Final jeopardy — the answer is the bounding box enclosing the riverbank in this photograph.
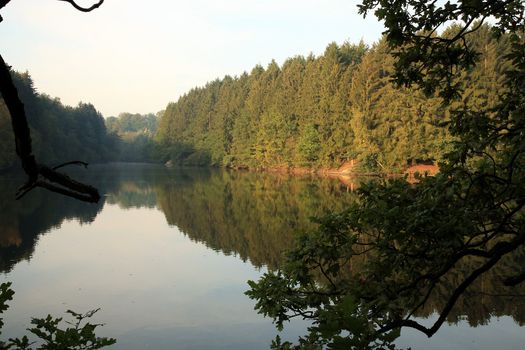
[227,160,439,179]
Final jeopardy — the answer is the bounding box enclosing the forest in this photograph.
[0,24,506,175]
[0,74,160,170]
[0,72,116,170]
[156,24,505,173]
[106,112,160,162]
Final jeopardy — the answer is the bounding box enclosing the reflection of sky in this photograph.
[2,202,524,349]
[2,204,308,349]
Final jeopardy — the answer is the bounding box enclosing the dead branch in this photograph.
[1,1,104,22]
[52,160,89,170]
[0,0,11,22]
[57,0,104,12]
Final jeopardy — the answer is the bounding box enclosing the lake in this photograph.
[1,164,524,349]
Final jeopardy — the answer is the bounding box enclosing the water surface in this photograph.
[0,164,524,349]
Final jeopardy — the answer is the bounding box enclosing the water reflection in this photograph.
[0,175,103,273]
[155,169,356,268]
[0,164,357,272]
[415,250,525,327]
[0,164,524,349]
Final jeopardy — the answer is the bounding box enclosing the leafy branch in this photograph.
[1,282,115,350]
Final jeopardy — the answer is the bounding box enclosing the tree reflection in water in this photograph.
[1,164,524,329]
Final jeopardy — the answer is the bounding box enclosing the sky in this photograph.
[0,0,384,117]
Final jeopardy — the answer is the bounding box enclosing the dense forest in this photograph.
[156,24,506,173]
[0,74,161,169]
[0,71,116,170]
[0,72,116,169]
[0,24,506,175]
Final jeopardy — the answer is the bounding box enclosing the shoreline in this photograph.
[227,163,438,178]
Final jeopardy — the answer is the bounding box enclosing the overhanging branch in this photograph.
[57,0,104,12]
[0,0,10,20]
[378,230,525,337]
[1,1,104,21]
[0,54,100,203]
[0,0,10,9]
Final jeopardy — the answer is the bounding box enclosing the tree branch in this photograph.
[57,0,104,12]
[0,0,10,10]
[378,231,525,337]
[52,160,89,170]
[0,54,100,203]
[0,0,10,21]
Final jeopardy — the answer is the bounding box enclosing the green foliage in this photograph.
[0,72,167,167]
[105,112,160,163]
[0,283,115,350]
[248,175,525,349]
[106,112,158,134]
[0,282,15,336]
[247,1,525,349]
[297,124,321,163]
[155,32,507,173]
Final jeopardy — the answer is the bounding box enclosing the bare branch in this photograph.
[52,160,89,170]
[15,181,37,200]
[57,0,104,12]
[40,165,100,201]
[0,54,101,203]
[0,0,10,10]
[37,180,100,203]
[0,0,10,21]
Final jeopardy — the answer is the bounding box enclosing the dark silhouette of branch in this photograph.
[1,0,104,22]
[57,0,104,12]
[0,0,10,21]
[377,231,525,337]
[0,54,100,203]
[52,160,89,170]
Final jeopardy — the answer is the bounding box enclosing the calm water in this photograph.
[0,164,524,349]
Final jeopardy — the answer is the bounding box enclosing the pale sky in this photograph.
[0,0,384,117]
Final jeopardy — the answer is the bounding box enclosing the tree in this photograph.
[247,1,525,349]
[0,0,104,203]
